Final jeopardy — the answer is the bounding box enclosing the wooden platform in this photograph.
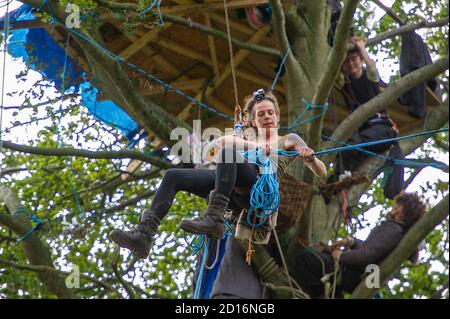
[42,0,442,135]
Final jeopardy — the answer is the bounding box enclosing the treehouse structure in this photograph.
[3,0,443,234]
[6,0,441,136]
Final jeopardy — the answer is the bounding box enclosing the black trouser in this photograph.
[145,147,258,221]
[333,121,397,178]
[294,249,365,298]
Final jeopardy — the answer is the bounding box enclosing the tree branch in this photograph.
[2,93,79,110]
[403,168,424,190]
[73,169,162,198]
[97,189,156,215]
[18,0,191,145]
[111,248,135,299]
[269,0,301,72]
[1,140,173,169]
[151,13,279,58]
[95,0,279,57]
[431,280,449,299]
[433,136,449,152]
[0,167,28,177]
[351,193,449,299]
[400,98,449,156]
[367,17,450,46]
[0,186,73,298]
[295,0,360,241]
[0,258,121,298]
[269,0,308,124]
[371,0,405,25]
[237,240,294,299]
[308,0,360,152]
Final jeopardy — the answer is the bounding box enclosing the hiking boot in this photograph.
[110,213,160,259]
[179,191,229,239]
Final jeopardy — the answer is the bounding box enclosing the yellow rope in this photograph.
[245,214,256,266]
[223,0,239,107]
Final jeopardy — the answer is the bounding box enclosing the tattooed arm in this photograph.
[284,134,327,177]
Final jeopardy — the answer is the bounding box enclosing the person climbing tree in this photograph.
[294,192,426,298]
[331,36,399,182]
[110,89,327,259]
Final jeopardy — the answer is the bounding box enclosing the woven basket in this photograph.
[277,173,312,234]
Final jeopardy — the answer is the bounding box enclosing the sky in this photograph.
[0,0,448,297]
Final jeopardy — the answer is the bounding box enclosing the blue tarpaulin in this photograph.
[1,5,139,140]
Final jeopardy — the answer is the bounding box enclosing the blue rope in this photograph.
[184,233,206,255]
[17,215,45,242]
[187,221,233,299]
[321,134,448,169]
[184,221,234,255]
[193,237,209,299]
[138,0,164,25]
[224,220,235,237]
[241,149,298,227]
[12,207,45,242]
[40,3,233,122]
[269,48,290,92]
[285,98,329,130]
[240,129,448,227]
[314,128,449,157]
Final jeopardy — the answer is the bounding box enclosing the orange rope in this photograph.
[245,214,257,266]
[234,104,242,122]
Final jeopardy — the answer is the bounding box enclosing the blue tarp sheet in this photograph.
[1,5,139,140]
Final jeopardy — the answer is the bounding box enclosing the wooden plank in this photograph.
[177,24,271,120]
[134,28,277,91]
[140,79,204,96]
[235,70,283,93]
[120,27,180,76]
[44,27,91,74]
[161,0,269,15]
[121,158,143,180]
[118,23,173,60]
[204,13,220,75]
[208,12,254,36]
[157,37,213,65]
[426,86,442,107]
[208,95,233,117]
[118,25,232,117]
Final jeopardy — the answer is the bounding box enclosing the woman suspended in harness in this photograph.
[331,36,399,183]
[110,89,327,259]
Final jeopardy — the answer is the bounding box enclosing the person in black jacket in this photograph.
[331,37,399,183]
[294,192,426,298]
[398,31,437,119]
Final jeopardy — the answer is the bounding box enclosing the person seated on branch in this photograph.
[295,192,426,298]
[331,36,399,182]
[110,89,327,259]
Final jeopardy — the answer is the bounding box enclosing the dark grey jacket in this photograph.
[210,237,264,299]
[340,219,406,266]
